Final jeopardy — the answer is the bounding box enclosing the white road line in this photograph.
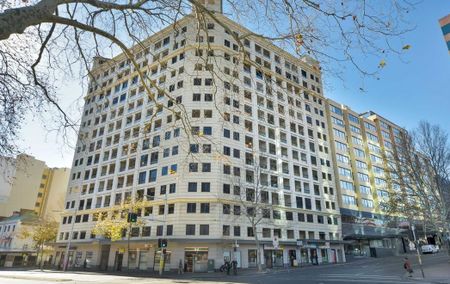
[313,278,428,284]
[320,274,401,278]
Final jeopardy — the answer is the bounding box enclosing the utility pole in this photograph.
[159,191,168,276]
[411,224,425,278]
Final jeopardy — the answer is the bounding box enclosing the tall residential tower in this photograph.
[54,1,345,271]
[326,100,406,257]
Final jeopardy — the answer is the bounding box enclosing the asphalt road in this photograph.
[0,253,448,284]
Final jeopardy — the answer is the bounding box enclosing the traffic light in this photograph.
[127,212,138,223]
[158,238,168,248]
[162,248,167,254]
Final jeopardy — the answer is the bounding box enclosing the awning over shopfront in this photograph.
[342,223,408,240]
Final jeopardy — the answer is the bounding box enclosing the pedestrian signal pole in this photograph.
[412,225,425,278]
[127,212,137,272]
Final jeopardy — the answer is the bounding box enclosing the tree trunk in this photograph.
[36,248,40,269]
[253,224,263,272]
[40,243,45,270]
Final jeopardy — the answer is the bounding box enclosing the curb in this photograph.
[0,274,72,282]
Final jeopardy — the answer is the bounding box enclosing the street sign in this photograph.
[296,240,303,247]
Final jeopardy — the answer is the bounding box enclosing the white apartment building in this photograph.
[0,210,40,267]
[54,0,345,272]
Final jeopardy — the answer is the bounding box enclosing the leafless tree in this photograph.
[0,0,415,156]
[228,149,283,272]
[382,121,450,251]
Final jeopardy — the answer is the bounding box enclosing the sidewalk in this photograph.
[0,263,341,282]
[409,261,450,284]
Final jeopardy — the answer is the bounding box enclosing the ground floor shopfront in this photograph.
[0,250,38,267]
[52,239,346,272]
[341,222,408,258]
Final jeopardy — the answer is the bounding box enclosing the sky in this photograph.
[326,1,450,135]
[15,1,450,168]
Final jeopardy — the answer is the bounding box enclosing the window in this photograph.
[203,127,212,135]
[193,93,201,101]
[233,226,241,236]
[200,225,209,235]
[362,198,374,208]
[203,144,211,153]
[186,224,195,235]
[262,228,271,238]
[360,185,371,194]
[200,203,210,213]
[338,167,352,178]
[350,125,361,134]
[348,113,359,124]
[365,122,377,132]
[342,195,357,206]
[193,78,202,86]
[188,182,197,192]
[166,225,173,236]
[336,153,349,164]
[138,172,147,184]
[286,211,293,221]
[201,182,210,192]
[223,225,230,236]
[378,190,389,198]
[148,169,157,182]
[332,117,344,126]
[330,105,343,116]
[340,180,354,191]
[354,148,365,158]
[247,227,254,237]
[333,129,346,139]
[202,163,211,173]
[352,136,363,145]
[189,163,198,172]
[358,173,370,183]
[298,213,305,222]
[335,141,348,152]
[190,144,199,153]
[305,198,312,209]
[142,226,151,237]
[187,203,196,213]
[355,160,367,169]
[223,184,230,194]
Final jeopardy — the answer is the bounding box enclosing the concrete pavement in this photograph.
[0,253,448,284]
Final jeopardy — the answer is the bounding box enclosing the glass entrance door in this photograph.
[184,248,208,272]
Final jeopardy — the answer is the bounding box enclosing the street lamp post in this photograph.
[411,224,425,278]
[159,191,168,276]
[62,189,81,271]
